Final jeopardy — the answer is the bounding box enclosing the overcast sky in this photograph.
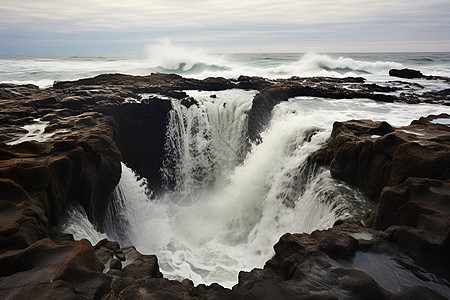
[1,0,449,54]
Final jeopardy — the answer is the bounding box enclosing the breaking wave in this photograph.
[3,41,450,88]
[144,41,404,78]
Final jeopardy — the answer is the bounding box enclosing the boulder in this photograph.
[389,68,425,79]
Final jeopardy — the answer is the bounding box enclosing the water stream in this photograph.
[61,91,450,287]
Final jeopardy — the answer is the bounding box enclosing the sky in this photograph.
[0,0,449,54]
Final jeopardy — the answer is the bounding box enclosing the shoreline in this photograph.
[0,72,449,299]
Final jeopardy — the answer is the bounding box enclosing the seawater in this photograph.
[1,44,449,88]
[60,91,450,287]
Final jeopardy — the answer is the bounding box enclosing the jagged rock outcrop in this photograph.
[0,112,121,230]
[0,108,122,298]
[310,113,450,286]
[233,219,449,299]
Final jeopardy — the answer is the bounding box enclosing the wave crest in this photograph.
[271,52,404,76]
[146,39,229,74]
[145,42,404,78]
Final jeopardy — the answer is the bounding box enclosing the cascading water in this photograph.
[161,90,255,197]
[60,91,450,288]
[101,91,376,287]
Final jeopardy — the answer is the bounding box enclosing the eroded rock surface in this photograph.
[310,114,450,290]
[0,73,449,299]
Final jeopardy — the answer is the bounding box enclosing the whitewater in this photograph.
[59,92,450,287]
[7,43,448,287]
[1,42,449,88]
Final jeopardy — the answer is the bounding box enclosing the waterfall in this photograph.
[58,90,450,288]
[161,90,255,200]
[101,92,374,287]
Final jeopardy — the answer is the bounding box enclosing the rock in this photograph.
[0,112,121,252]
[198,77,236,90]
[1,74,450,299]
[310,113,450,291]
[247,81,400,143]
[161,90,187,99]
[181,96,198,108]
[0,238,110,299]
[110,259,122,271]
[363,83,399,93]
[310,119,395,200]
[237,75,272,90]
[389,68,425,79]
[97,100,171,192]
[311,115,450,201]
[0,183,48,252]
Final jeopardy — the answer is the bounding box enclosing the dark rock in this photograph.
[0,238,110,299]
[247,82,401,143]
[110,259,122,271]
[389,68,424,79]
[1,74,450,299]
[310,114,450,292]
[237,75,273,90]
[0,113,121,238]
[333,268,390,299]
[181,96,198,108]
[199,77,236,90]
[311,115,450,202]
[97,100,171,192]
[162,90,187,99]
[363,83,398,93]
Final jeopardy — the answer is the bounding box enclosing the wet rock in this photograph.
[110,259,122,271]
[237,75,272,90]
[121,252,163,279]
[311,119,395,200]
[247,81,400,142]
[0,83,39,99]
[97,100,171,191]
[310,113,450,292]
[1,74,450,299]
[161,89,187,99]
[389,68,425,79]
[312,115,450,202]
[198,76,236,90]
[363,83,399,93]
[0,238,110,299]
[0,113,121,239]
[181,96,198,108]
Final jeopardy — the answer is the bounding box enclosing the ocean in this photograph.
[4,48,450,289]
[1,47,450,88]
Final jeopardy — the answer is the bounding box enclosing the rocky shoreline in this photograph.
[0,71,449,299]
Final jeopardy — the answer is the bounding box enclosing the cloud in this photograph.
[0,0,449,53]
